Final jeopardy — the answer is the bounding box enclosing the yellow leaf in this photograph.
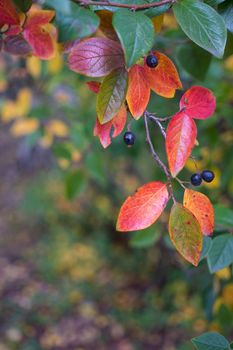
[224,55,233,71]
[46,120,69,137]
[151,14,164,33]
[57,158,70,169]
[163,13,177,29]
[215,267,231,280]
[27,56,41,77]
[16,88,32,116]
[39,134,53,148]
[222,284,233,308]
[1,101,18,122]
[47,52,63,74]
[10,118,39,136]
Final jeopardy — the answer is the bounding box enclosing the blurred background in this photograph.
[0,13,233,350]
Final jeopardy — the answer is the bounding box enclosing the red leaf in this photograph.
[86,81,101,94]
[0,0,19,25]
[68,37,125,78]
[179,86,216,119]
[116,182,169,232]
[144,51,182,98]
[169,203,203,266]
[166,111,197,177]
[26,9,55,27]
[4,35,32,56]
[126,64,150,119]
[94,104,127,148]
[183,189,214,236]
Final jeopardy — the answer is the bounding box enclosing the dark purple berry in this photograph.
[201,170,215,183]
[191,173,202,186]
[146,54,158,68]
[123,131,135,146]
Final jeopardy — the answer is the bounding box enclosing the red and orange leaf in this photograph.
[0,0,19,25]
[23,23,57,59]
[26,9,55,27]
[166,111,197,177]
[86,81,101,94]
[116,182,169,232]
[169,203,203,266]
[183,189,214,236]
[126,64,150,119]
[94,104,127,148]
[144,51,182,98]
[68,37,125,78]
[180,86,216,119]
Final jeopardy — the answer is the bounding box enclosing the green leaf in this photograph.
[214,204,233,230]
[191,332,230,350]
[44,1,99,41]
[145,0,171,17]
[230,342,233,349]
[173,0,227,58]
[219,0,233,33]
[200,236,212,261]
[129,227,160,248]
[97,68,128,124]
[207,234,233,273]
[204,0,226,6]
[168,203,203,266]
[56,6,100,42]
[13,0,32,12]
[65,170,86,200]
[113,9,154,67]
[177,42,212,80]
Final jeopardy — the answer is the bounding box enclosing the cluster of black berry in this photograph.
[191,170,215,186]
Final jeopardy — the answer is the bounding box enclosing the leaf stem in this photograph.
[72,0,176,10]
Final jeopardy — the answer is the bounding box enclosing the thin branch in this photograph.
[144,113,170,179]
[146,113,166,139]
[72,0,176,10]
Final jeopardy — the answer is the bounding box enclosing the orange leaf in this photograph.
[179,86,216,120]
[144,51,182,98]
[183,189,214,236]
[166,111,197,177]
[24,23,57,60]
[26,9,55,27]
[0,0,19,25]
[126,64,150,119]
[116,182,169,232]
[97,10,118,41]
[94,104,127,148]
[169,203,203,266]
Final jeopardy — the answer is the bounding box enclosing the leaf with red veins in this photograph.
[0,0,20,25]
[126,64,150,119]
[179,86,216,119]
[183,189,214,236]
[116,182,169,232]
[68,37,125,78]
[23,23,57,60]
[86,81,101,94]
[144,51,182,98]
[166,111,197,177]
[94,104,127,148]
[4,35,32,56]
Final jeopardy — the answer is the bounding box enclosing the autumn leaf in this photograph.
[86,81,101,94]
[144,51,182,98]
[126,64,151,119]
[97,68,128,124]
[23,8,57,60]
[68,37,125,78]
[169,203,203,266]
[0,0,19,25]
[179,86,216,119]
[183,189,214,236]
[97,10,118,40]
[94,105,127,148]
[116,182,169,232]
[166,111,197,177]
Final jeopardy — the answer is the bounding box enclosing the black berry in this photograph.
[146,54,158,68]
[201,170,215,183]
[123,131,135,146]
[191,173,202,186]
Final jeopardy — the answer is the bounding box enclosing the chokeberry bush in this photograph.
[0,0,233,346]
